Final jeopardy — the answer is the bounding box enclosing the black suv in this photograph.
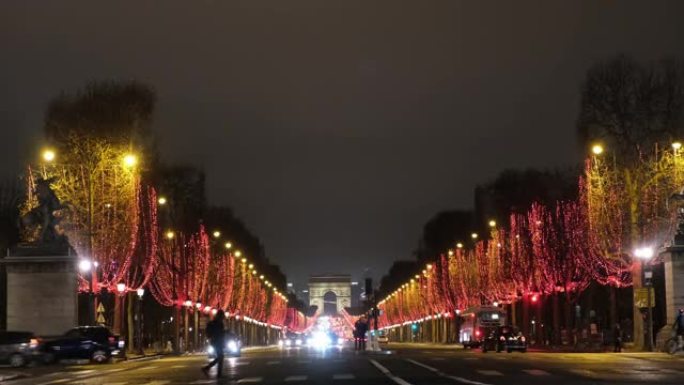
[0,331,40,367]
[41,326,124,364]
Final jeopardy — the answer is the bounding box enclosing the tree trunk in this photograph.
[552,294,561,345]
[522,297,530,337]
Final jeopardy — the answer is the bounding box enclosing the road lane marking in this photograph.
[142,381,170,385]
[369,359,413,385]
[74,370,96,375]
[104,382,128,385]
[266,360,281,365]
[333,373,355,380]
[170,364,187,369]
[285,375,308,381]
[190,381,215,384]
[37,380,71,385]
[405,358,492,385]
[139,365,158,370]
[476,370,502,376]
[430,357,446,361]
[237,378,263,383]
[106,368,125,374]
[523,369,550,376]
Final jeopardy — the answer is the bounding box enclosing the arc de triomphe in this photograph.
[308,274,351,315]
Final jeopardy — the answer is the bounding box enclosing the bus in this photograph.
[460,306,506,349]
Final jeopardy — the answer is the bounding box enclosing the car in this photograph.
[278,333,304,349]
[377,332,389,344]
[481,325,527,353]
[207,332,242,357]
[0,331,41,367]
[40,326,124,364]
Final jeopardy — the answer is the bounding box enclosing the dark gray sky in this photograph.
[2,1,684,286]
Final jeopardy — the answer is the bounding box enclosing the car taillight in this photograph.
[108,336,116,344]
[30,338,39,348]
[521,336,526,342]
[475,330,481,337]
[499,336,505,341]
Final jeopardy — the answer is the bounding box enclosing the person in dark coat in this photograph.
[202,310,226,377]
[354,316,369,351]
[613,323,622,353]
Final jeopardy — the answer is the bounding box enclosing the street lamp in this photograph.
[165,230,175,240]
[117,283,126,294]
[635,246,655,352]
[591,144,604,155]
[212,230,221,238]
[673,142,682,151]
[224,242,232,250]
[78,259,92,273]
[488,220,496,228]
[136,288,145,355]
[123,153,138,168]
[158,196,167,205]
[471,233,478,240]
[42,148,56,162]
[456,242,463,249]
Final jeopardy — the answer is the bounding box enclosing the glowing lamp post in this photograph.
[635,246,655,351]
[136,288,145,354]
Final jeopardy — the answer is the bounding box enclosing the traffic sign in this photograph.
[634,288,655,308]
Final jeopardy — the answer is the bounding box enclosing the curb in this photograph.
[0,373,25,382]
[124,354,166,363]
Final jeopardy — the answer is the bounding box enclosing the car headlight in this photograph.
[520,336,526,342]
[286,339,292,346]
[207,345,215,355]
[118,340,125,349]
[227,340,238,352]
[295,339,302,346]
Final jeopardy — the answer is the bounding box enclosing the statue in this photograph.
[20,177,67,245]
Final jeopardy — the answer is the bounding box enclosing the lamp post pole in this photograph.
[635,247,655,352]
[136,288,145,355]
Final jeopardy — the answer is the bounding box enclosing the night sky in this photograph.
[2,1,684,287]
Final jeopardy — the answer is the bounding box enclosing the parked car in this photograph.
[40,326,124,364]
[0,331,40,367]
[279,332,304,349]
[377,331,389,344]
[482,325,527,353]
[207,331,242,357]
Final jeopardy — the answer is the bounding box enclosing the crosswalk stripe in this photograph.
[333,374,355,380]
[139,366,158,370]
[477,370,503,376]
[523,369,550,376]
[75,370,96,375]
[170,365,186,369]
[285,375,308,382]
[238,378,263,383]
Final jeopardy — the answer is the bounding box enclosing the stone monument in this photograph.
[656,193,684,349]
[1,178,77,337]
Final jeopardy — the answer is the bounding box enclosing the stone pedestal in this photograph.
[1,246,77,337]
[656,245,684,348]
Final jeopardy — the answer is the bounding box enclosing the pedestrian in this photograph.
[673,308,684,349]
[613,323,622,353]
[354,316,368,351]
[202,310,226,377]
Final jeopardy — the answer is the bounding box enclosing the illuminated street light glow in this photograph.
[235,250,242,257]
[136,288,145,298]
[116,283,126,293]
[248,264,254,269]
[241,258,247,264]
[158,196,167,205]
[212,230,221,238]
[591,144,604,155]
[488,220,496,228]
[123,153,138,168]
[471,233,478,239]
[448,249,454,256]
[426,264,433,270]
[634,247,654,260]
[78,259,92,272]
[673,142,682,151]
[42,149,56,162]
[165,231,175,239]
[224,242,232,249]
